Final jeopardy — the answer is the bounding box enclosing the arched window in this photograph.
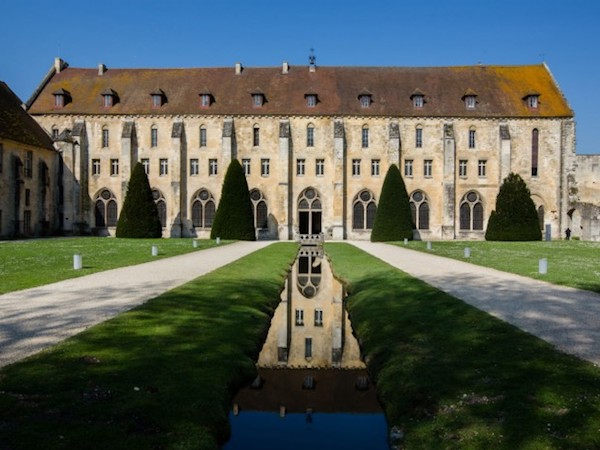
[152,189,167,228]
[250,188,268,229]
[199,125,207,147]
[102,126,109,148]
[410,190,429,230]
[94,189,118,227]
[298,187,322,235]
[361,125,369,148]
[468,126,476,149]
[191,189,216,228]
[459,191,484,231]
[532,129,539,176]
[415,125,423,148]
[352,190,377,230]
[151,125,158,148]
[306,123,315,147]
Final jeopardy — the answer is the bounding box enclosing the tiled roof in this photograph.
[27,64,573,118]
[0,81,54,149]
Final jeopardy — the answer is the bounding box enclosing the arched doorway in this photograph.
[298,187,322,236]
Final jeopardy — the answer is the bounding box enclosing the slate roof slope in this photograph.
[26,64,573,118]
[0,81,54,149]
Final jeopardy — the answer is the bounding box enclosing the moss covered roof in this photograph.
[27,64,573,118]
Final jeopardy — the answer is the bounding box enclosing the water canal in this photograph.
[223,246,389,449]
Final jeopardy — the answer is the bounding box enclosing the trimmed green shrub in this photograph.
[116,162,162,238]
[371,164,414,242]
[485,172,542,241]
[210,160,256,240]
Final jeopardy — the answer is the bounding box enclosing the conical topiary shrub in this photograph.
[210,159,256,241]
[485,172,542,241]
[116,162,162,238]
[371,164,414,242]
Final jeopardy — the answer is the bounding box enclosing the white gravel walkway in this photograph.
[351,241,600,366]
[0,241,273,368]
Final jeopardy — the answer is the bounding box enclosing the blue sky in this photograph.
[1,0,598,154]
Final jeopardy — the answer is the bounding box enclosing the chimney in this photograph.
[282,61,289,74]
[235,62,243,75]
[98,64,107,76]
[54,57,63,74]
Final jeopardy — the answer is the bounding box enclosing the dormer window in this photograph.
[150,89,166,108]
[305,92,318,107]
[101,88,118,108]
[252,90,265,108]
[463,89,478,109]
[52,88,71,108]
[524,92,540,109]
[199,91,213,108]
[411,89,425,109]
[359,91,372,108]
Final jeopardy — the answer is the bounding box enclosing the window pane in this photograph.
[95,200,106,227]
[192,201,202,227]
[418,202,430,230]
[107,200,118,226]
[353,203,364,229]
[366,202,377,229]
[205,201,215,227]
[460,203,470,230]
[473,203,484,230]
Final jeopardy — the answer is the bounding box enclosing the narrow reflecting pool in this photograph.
[223,247,388,450]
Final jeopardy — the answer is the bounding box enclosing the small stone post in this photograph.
[73,254,82,270]
[151,245,158,256]
[193,240,198,248]
[216,237,221,245]
[426,241,432,250]
[464,247,471,258]
[539,258,548,274]
[403,238,408,245]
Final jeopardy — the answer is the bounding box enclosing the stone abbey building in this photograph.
[20,57,582,240]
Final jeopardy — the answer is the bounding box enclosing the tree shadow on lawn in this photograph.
[345,272,600,449]
[0,275,288,450]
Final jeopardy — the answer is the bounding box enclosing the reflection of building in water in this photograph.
[258,247,364,369]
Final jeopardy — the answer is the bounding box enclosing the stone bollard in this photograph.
[193,240,198,248]
[73,254,82,270]
[151,245,158,256]
[404,238,408,245]
[539,258,548,274]
[216,237,221,245]
[464,247,471,258]
[279,406,286,418]
[426,241,432,250]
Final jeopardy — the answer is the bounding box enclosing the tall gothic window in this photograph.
[352,190,377,230]
[250,189,268,229]
[410,190,429,230]
[152,189,167,228]
[532,128,539,177]
[94,189,118,227]
[191,189,216,228]
[459,191,484,231]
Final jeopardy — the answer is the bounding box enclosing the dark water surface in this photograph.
[222,247,389,449]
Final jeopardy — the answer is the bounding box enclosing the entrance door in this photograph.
[298,188,322,235]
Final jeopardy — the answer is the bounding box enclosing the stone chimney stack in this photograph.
[98,64,107,76]
[54,57,63,73]
[282,61,289,74]
[235,62,243,75]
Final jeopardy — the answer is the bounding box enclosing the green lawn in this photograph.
[395,240,600,293]
[0,242,298,450]
[327,243,600,450]
[0,237,230,294]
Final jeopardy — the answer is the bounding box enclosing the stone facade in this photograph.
[571,155,600,240]
[0,82,59,239]
[25,59,578,240]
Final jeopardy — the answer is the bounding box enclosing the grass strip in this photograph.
[0,237,230,294]
[0,242,297,450]
[327,243,600,450]
[395,240,600,293]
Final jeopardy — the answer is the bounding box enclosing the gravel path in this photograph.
[0,241,273,368]
[351,241,600,366]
